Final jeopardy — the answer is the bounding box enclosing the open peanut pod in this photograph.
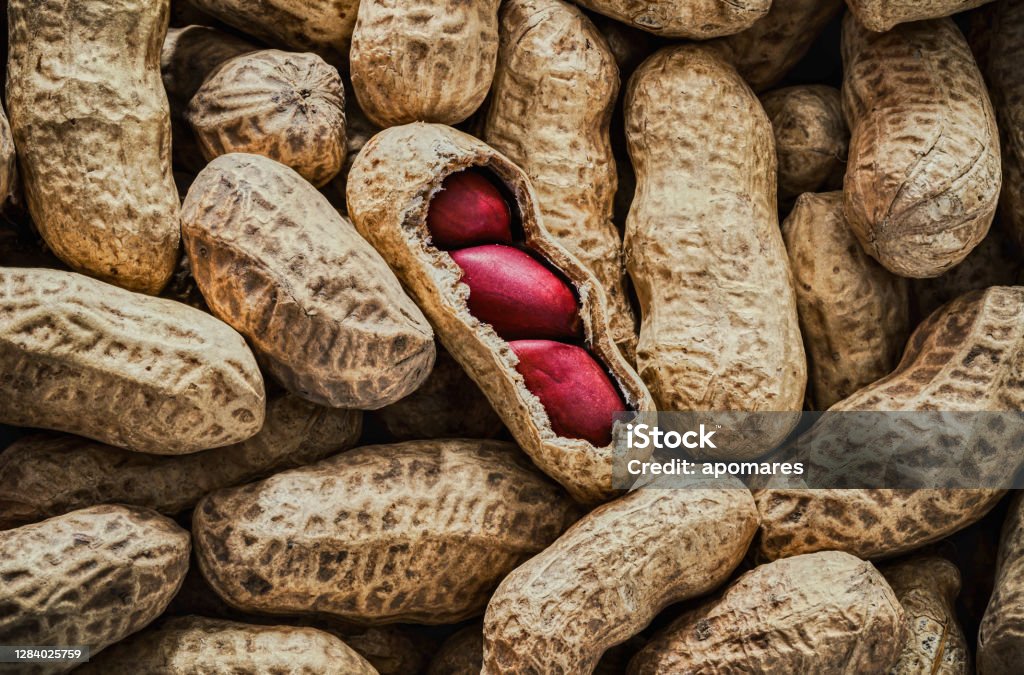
[346,123,654,504]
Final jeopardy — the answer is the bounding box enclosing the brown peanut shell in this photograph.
[781,191,908,411]
[979,493,1024,674]
[481,478,759,673]
[0,505,189,675]
[762,86,849,202]
[628,551,906,674]
[842,15,1001,278]
[0,394,360,528]
[187,50,347,188]
[758,287,1024,560]
[848,0,998,32]
[345,123,655,504]
[0,103,16,207]
[7,0,180,294]
[0,268,265,455]
[485,0,637,363]
[182,153,435,410]
[428,625,483,675]
[625,46,806,451]
[711,0,843,92]
[193,440,581,625]
[570,0,769,38]
[161,25,256,113]
[186,0,357,64]
[76,616,377,675]
[883,556,970,674]
[349,0,499,127]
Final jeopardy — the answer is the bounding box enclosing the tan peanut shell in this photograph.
[781,191,909,410]
[187,50,347,188]
[371,346,503,441]
[194,440,581,624]
[7,0,180,294]
[589,12,658,76]
[333,626,429,675]
[349,0,499,127]
[485,0,637,363]
[625,46,806,446]
[345,123,655,504]
[571,0,769,38]
[628,551,906,673]
[0,103,16,208]
[847,0,998,32]
[77,617,378,675]
[883,556,970,674]
[0,506,189,674]
[0,394,360,528]
[481,479,759,673]
[161,26,256,113]
[842,15,1001,279]
[762,86,849,202]
[0,268,265,455]
[182,153,435,410]
[979,493,1024,673]
[758,286,1024,560]
[186,0,357,64]
[984,1,1024,252]
[711,0,843,93]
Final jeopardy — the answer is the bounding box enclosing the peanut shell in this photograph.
[182,153,435,410]
[848,0,998,32]
[980,492,1024,674]
[346,123,655,504]
[0,267,265,455]
[570,0,769,38]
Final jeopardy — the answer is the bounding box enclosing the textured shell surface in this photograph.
[482,479,759,673]
[485,0,637,362]
[842,15,1001,278]
[345,122,654,505]
[6,0,181,294]
[0,268,265,455]
[0,394,360,528]
[187,50,347,188]
[980,493,1024,673]
[193,440,581,624]
[181,153,435,410]
[160,25,257,111]
[570,0,770,38]
[848,0,998,32]
[0,505,190,675]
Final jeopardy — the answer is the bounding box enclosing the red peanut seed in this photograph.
[427,171,513,249]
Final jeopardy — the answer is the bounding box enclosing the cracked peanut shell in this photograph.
[346,123,655,504]
[842,15,1001,278]
[485,0,637,363]
[482,478,759,673]
[182,153,435,410]
[7,0,180,294]
[0,394,360,528]
[0,505,189,675]
[193,439,581,625]
[0,267,265,455]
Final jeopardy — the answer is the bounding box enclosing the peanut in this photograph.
[762,86,848,202]
[758,286,1024,560]
[0,394,361,528]
[428,625,483,675]
[570,0,770,38]
[0,103,16,209]
[451,245,582,341]
[484,0,638,361]
[883,556,970,674]
[980,492,1024,673]
[781,191,909,410]
[426,171,513,249]
[349,0,499,127]
[181,153,435,410]
[76,616,377,675]
[346,123,654,504]
[0,505,189,673]
[842,15,1001,278]
[0,268,265,455]
[628,551,906,673]
[193,440,581,624]
[625,46,806,452]
[847,0,998,32]
[711,0,844,92]
[186,0,357,64]
[482,478,759,673]
[7,0,180,294]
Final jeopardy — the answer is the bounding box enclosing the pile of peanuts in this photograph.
[1,0,1024,672]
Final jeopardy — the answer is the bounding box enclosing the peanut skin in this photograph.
[427,171,513,249]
